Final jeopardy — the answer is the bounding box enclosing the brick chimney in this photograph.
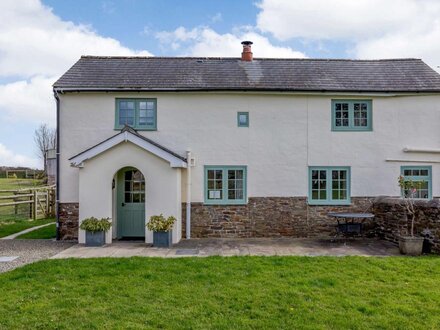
[241,41,253,61]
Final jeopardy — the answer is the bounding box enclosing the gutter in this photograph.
[186,150,192,239]
[52,87,440,94]
[53,89,61,240]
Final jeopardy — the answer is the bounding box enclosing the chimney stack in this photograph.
[241,41,253,61]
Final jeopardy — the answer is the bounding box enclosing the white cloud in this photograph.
[0,0,154,127]
[156,26,306,58]
[256,0,440,71]
[0,0,152,79]
[0,75,56,125]
[0,143,40,168]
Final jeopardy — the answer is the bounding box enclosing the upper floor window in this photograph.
[237,112,249,127]
[400,166,432,199]
[115,98,157,130]
[308,167,351,205]
[331,100,372,131]
[204,166,247,205]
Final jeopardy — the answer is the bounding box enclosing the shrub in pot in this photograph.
[397,176,424,256]
[80,217,112,247]
[146,214,176,248]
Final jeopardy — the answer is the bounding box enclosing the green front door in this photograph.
[117,168,145,238]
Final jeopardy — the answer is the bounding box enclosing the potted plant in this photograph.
[397,176,424,255]
[146,214,176,248]
[80,217,112,247]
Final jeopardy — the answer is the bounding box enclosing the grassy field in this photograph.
[0,256,439,329]
[0,178,45,222]
[16,222,56,239]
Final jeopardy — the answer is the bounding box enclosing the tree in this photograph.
[34,124,56,174]
[398,175,424,237]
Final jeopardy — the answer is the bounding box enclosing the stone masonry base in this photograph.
[182,197,376,238]
[58,203,79,240]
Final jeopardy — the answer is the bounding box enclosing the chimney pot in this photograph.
[241,40,253,61]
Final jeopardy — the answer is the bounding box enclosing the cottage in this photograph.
[53,41,440,244]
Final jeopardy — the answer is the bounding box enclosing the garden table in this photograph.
[327,212,374,238]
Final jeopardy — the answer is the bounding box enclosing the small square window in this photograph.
[237,112,249,127]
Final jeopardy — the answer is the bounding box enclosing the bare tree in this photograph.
[34,124,56,174]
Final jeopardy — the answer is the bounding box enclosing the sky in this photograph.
[0,0,439,169]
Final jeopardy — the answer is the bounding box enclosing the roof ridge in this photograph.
[79,55,422,62]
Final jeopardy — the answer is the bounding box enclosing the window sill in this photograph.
[308,201,352,206]
[331,129,372,132]
[203,201,248,206]
[114,127,157,131]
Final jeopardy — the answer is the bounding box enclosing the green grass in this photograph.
[0,257,440,329]
[0,218,55,238]
[16,223,56,239]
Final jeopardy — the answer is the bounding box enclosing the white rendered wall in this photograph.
[60,92,440,206]
[77,141,182,244]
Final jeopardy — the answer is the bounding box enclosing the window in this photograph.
[205,166,247,204]
[400,166,432,199]
[308,167,351,205]
[237,112,249,127]
[331,100,372,131]
[115,98,157,130]
[124,170,145,203]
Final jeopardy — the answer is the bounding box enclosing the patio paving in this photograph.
[52,237,400,259]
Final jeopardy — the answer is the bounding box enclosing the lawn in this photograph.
[16,223,56,239]
[0,218,55,238]
[0,257,439,329]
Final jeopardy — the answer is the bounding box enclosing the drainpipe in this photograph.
[53,89,61,240]
[186,150,192,239]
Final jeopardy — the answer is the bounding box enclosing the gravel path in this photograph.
[0,240,75,273]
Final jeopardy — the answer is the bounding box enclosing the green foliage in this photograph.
[79,217,112,233]
[146,214,176,232]
[1,257,440,329]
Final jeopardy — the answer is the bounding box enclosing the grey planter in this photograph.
[153,230,172,248]
[399,236,424,256]
[85,231,106,247]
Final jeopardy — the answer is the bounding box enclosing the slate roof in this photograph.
[54,56,440,93]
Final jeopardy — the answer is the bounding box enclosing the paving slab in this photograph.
[52,238,400,259]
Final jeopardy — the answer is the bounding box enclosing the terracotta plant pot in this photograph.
[399,236,424,256]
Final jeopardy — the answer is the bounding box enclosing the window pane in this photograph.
[334,103,349,127]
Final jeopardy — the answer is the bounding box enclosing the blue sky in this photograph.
[0,0,439,168]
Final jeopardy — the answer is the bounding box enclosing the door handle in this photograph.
[121,203,125,207]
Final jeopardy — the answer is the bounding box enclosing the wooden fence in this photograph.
[0,185,55,220]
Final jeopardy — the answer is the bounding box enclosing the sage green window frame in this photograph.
[115,98,157,130]
[331,100,372,131]
[237,112,249,127]
[308,166,351,205]
[204,166,247,205]
[400,166,432,200]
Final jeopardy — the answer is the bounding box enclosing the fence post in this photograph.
[33,190,37,220]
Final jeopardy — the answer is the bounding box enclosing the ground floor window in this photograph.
[400,166,432,199]
[308,167,351,205]
[204,166,247,204]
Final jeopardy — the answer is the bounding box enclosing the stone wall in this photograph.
[182,197,376,238]
[58,202,79,240]
[373,197,440,252]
